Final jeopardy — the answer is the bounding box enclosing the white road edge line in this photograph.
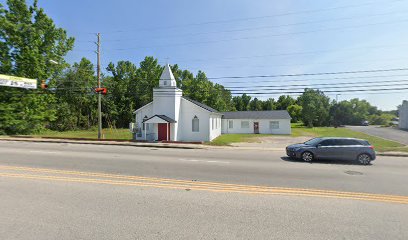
[28,150,60,154]
[178,159,230,164]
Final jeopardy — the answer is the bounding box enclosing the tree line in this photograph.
[0,0,397,135]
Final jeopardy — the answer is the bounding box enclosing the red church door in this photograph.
[158,123,169,141]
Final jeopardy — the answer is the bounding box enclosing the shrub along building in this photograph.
[133,64,291,142]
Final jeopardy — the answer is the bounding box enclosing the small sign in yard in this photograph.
[0,74,37,89]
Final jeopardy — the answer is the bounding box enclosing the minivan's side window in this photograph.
[337,139,360,145]
[319,139,336,146]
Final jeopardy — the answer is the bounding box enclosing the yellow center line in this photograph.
[0,172,407,205]
[1,165,407,201]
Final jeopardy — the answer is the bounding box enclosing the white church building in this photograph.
[133,64,291,142]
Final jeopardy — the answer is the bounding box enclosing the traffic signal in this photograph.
[40,80,48,89]
[95,87,107,95]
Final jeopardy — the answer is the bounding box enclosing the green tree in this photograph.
[287,104,302,123]
[104,60,138,128]
[0,0,74,134]
[135,56,162,105]
[232,96,244,111]
[298,89,330,127]
[262,98,276,110]
[51,58,97,130]
[330,98,381,126]
[249,97,263,111]
[276,95,296,110]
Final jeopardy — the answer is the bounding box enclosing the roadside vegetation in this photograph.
[210,123,407,152]
[28,128,132,140]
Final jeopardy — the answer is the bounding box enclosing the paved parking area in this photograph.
[230,136,309,149]
[346,126,408,145]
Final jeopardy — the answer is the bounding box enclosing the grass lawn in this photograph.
[210,123,408,152]
[29,128,132,140]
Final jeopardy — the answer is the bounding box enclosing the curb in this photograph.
[376,152,408,157]
[1,137,407,156]
[0,137,204,150]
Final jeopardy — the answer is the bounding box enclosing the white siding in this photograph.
[221,119,291,135]
[153,88,182,141]
[134,103,153,140]
[399,100,408,129]
[209,114,222,141]
[178,98,213,142]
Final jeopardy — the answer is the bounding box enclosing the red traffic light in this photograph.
[40,80,48,89]
[95,87,107,95]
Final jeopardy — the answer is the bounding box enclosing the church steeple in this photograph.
[159,64,177,88]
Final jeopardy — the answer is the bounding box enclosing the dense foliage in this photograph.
[0,0,398,134]
[0,0,73,134]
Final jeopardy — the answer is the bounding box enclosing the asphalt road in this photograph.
[347,125,408,145]
[0,141,407,239]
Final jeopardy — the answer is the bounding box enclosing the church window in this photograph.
[143,116,148,130]
[192,116,199,132]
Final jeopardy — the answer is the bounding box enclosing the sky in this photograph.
[3,0,408,110]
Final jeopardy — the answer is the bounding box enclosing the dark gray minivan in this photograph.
[286,137,376,165]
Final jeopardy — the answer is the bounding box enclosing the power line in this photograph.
[224,79,408,89]
[221,73,408,83]
[101,0,403,34]
[178,57,408,72]
[163,43,408,64]
[208,67,408,80]
[69,42,408,66]
[43,79,408,92]
[106,67,408,82]
[104,18,408,51]
[230,87,408,95]
[233,90,408,97]
[229,83,408,93]
[101,10,403,42]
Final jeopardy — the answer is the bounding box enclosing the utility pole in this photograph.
[96,33,102,140]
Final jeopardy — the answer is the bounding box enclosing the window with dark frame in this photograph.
[192,116,199,132]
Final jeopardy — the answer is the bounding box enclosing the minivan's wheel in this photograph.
[301,151,314,162]
[358,153,371,165]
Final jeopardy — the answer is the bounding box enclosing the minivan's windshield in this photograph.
[304,138,322,146]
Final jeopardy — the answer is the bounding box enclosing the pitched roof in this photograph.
[221,110,291,119]
[143,115,176,123]
[134,102,153,113]
[182,97,219,113]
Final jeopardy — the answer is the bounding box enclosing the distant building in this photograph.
[399,100,408,130]
[133,64,291,142]
[221,111,291,135]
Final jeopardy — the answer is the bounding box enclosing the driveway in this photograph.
[347,125,408,145]
[230,136,309,149]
